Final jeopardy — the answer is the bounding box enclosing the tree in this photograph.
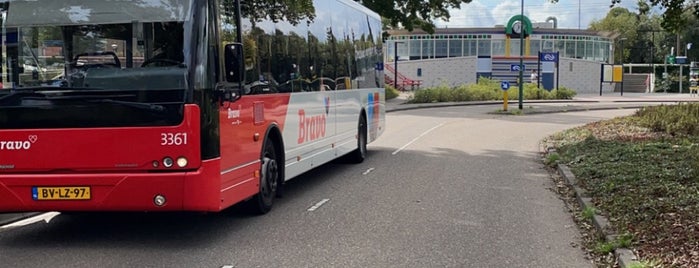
[228,0,474,33]
[222,0,316,26]
[589,7,640,63]
[356,0,472,33]
[551,0,698,32]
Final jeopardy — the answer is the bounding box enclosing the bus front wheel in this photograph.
[247,139,279,214]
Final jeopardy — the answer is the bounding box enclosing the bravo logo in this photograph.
[0,135,37,150]
[297,98,330,144]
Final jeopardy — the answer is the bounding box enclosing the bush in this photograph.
[635,103,699,136]
[385,85,400,100]
[407,78,576,103]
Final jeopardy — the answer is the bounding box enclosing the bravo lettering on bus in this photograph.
[0,0,385,215]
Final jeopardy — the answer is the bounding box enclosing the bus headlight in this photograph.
[176,157,188,168]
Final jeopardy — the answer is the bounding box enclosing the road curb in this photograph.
[555,161,641,267]
[385,98,691,114]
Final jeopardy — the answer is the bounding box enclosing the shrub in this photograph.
[407,78,576,103]
[385,85,400,100]
[635,103,699,136]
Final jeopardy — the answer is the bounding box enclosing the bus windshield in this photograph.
[0,0,194,129]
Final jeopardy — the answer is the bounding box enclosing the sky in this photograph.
[434,0,641,29]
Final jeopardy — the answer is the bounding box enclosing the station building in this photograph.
[384,15,623,94]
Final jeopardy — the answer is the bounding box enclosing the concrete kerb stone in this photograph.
[555,161,641,268]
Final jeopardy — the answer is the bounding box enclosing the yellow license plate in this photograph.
[32,187,91,200]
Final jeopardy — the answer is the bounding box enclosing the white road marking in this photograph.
[392,122,446,155]
[0,212,60,230]
[307,198,330,212]
[362,168,375,175]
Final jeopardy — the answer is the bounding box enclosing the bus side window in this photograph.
[224,43,243,83]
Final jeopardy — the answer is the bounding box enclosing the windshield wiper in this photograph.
[88,99,166,112]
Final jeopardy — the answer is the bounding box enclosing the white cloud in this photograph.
[435,0,639,29]
[434,0,495,28]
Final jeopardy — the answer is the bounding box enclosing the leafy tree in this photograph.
[589,7,642,63]
[356,0,472,33]
[222,0,316,26]
[227,0,473,33]
[551,0,698,32]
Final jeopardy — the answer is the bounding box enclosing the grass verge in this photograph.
[543,103,699,267]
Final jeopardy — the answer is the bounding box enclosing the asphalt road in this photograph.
[0,105,638,268]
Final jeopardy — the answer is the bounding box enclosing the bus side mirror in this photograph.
[224,43,243,83]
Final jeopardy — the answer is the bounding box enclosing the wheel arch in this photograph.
[262,124,285,169]
[262,123,285,184]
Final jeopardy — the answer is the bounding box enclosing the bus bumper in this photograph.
[0,162,222,212]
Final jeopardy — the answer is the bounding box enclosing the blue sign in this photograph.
[540,52,558,62]
[510,64,525,72]
[500,81,510,90]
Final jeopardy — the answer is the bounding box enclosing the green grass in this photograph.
[581,206,597,220]
[544,152,560,167]
[593,233,634,254]
[547,104,699,267]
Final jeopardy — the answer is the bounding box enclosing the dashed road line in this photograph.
[392,122,446,155]
[307,198,330,212]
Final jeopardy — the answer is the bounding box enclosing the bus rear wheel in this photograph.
[347,115,367,163]
[247,139,279,214]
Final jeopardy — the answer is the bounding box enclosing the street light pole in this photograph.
[518,0,524,110]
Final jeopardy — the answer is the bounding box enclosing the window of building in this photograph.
[397,42,409,60]
[422,39,433,59]
[448,39,462,57]
[435,40,448,58]
[529,40,541,55]
[492,39,505,56]
[510,39,521,56]
[477,40,491,56]
[409,40,421,60]
[576,39,585,59]
[585,40,594,60]
[555,40,565,55]
[466,40,477,56]
[542,40,554,52]
[565,40,576,58]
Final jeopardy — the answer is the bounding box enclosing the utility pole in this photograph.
[518,0,524,110]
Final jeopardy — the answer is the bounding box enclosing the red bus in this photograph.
[0,0,385,214]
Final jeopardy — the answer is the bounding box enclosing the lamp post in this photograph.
[518,0,524,110]
[394,41,403,90]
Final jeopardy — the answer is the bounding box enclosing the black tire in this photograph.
[246,139,280,214]
[347,115,367,163]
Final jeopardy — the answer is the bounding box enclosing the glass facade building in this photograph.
[386,28,614,63]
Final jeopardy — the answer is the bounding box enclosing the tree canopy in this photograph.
[230,0,472,33]
[551,0,697,32]
[355,0,472,33]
